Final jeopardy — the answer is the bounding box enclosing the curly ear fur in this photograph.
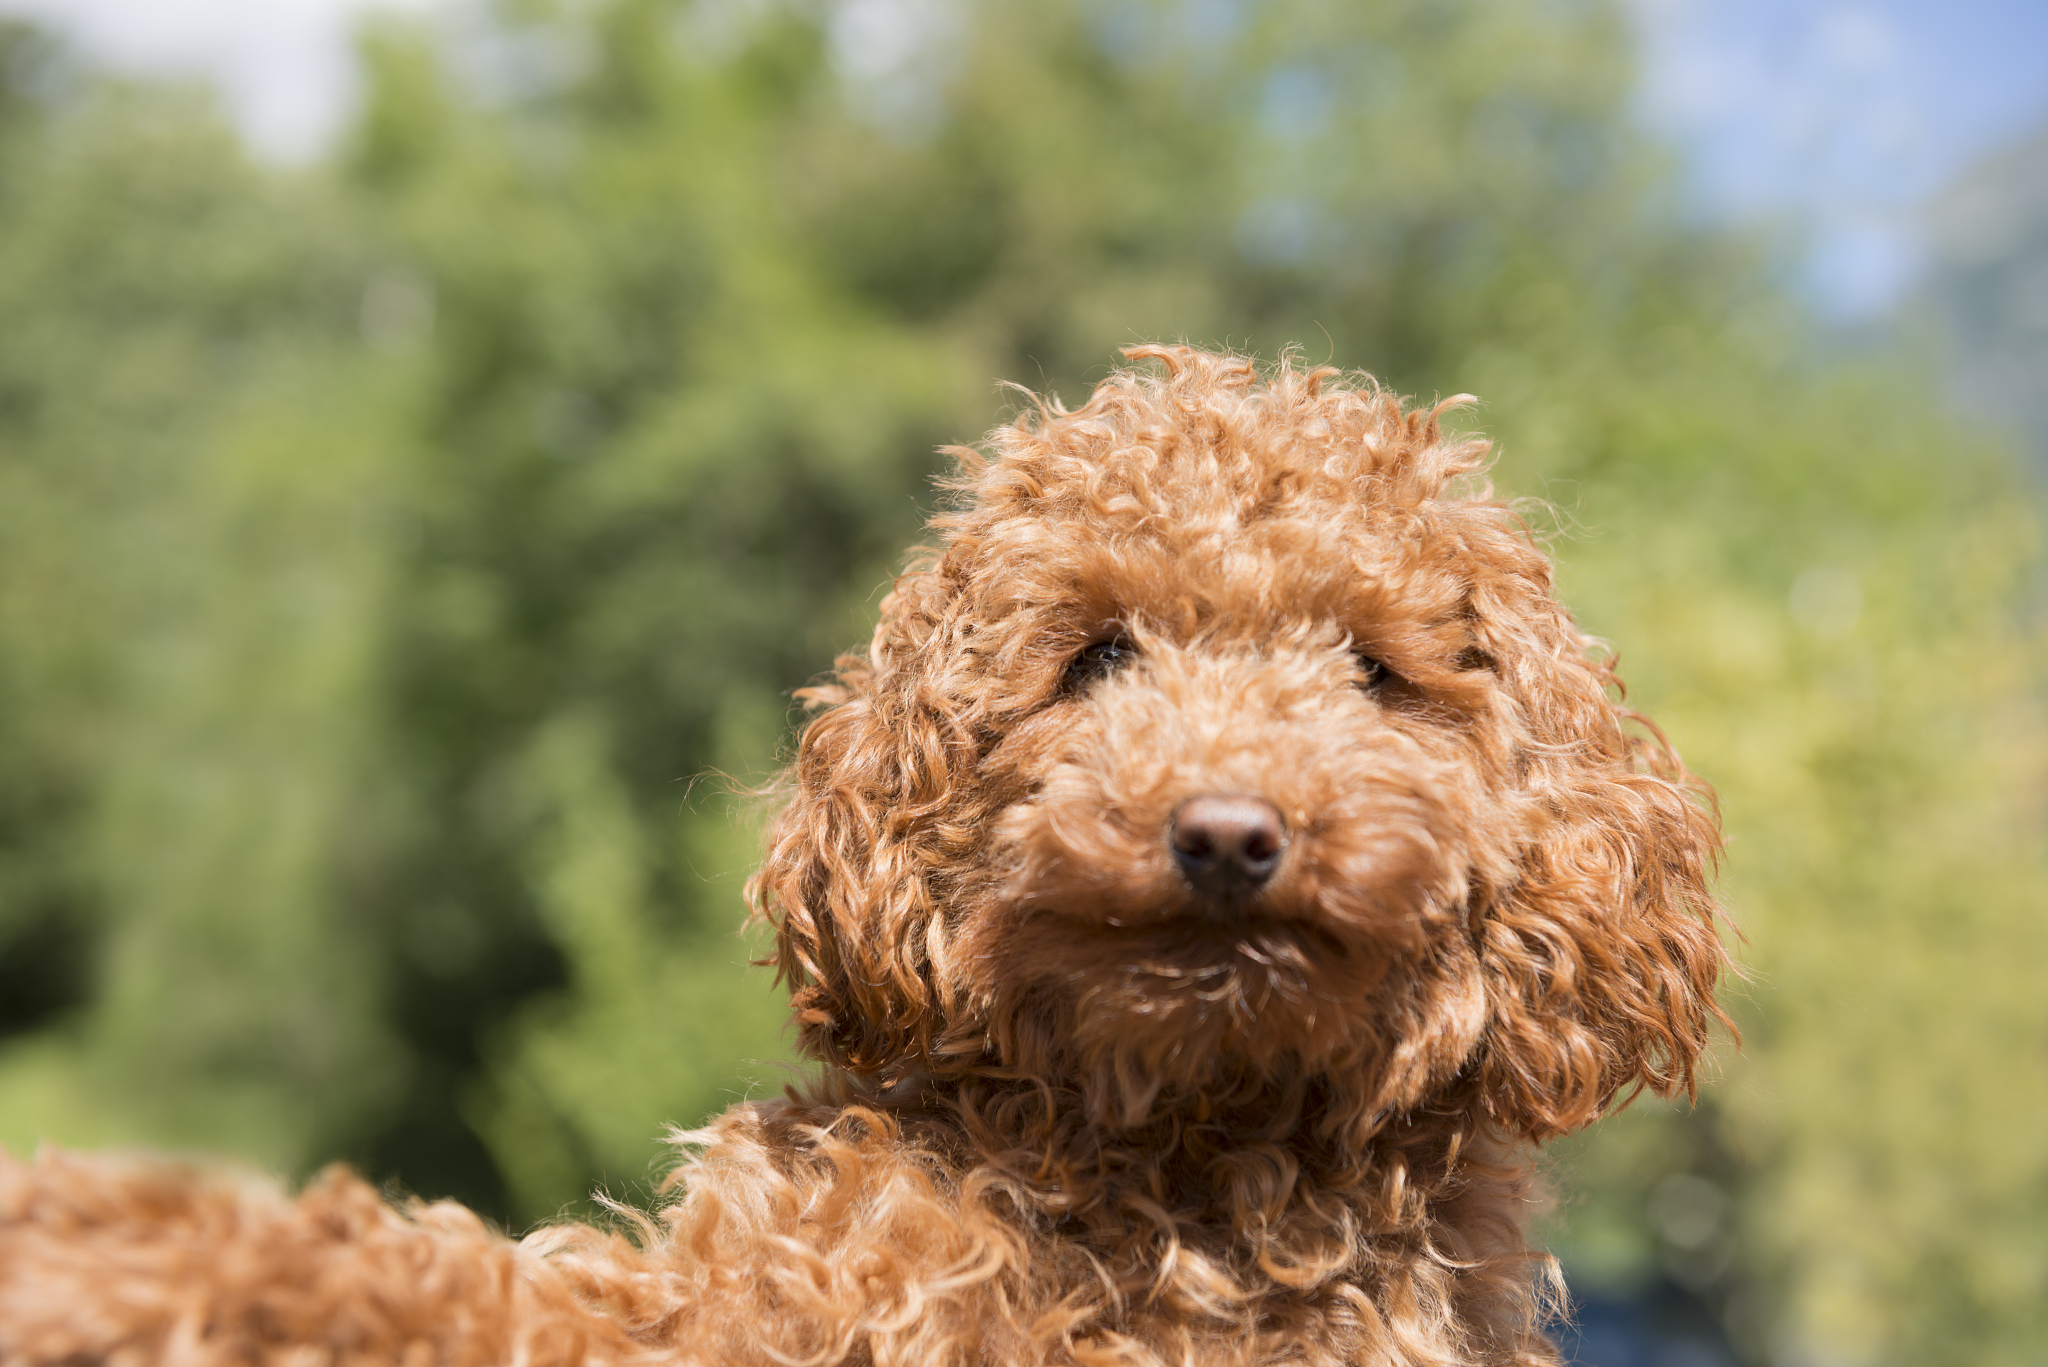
[1475,696,1728,1141]
[749,570,980,1082]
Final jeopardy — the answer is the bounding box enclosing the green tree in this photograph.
[0,26,412,1167]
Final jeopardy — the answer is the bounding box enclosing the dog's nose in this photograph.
[1170,795,1287,897]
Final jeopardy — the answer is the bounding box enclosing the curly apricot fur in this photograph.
[1,348,1728,1366]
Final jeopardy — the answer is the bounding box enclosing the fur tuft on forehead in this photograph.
[943,345,1491,533]
[879,347,1536,706]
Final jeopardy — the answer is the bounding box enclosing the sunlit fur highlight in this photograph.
[0,347,1727,1366]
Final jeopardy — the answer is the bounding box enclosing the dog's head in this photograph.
[753,347,1725,1144]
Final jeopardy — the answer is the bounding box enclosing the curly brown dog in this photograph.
[0,347,1727,1366]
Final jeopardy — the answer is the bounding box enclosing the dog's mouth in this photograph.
[1035,904,1411,1088]
[1094,908,1369,984]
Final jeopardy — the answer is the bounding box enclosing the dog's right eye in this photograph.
[1062,637,1137,693]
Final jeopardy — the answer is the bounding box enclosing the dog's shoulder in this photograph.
[645,1095,1080,1361]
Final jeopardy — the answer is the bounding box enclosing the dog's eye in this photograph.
[1354,652,1391,690]
[1063,637,1138,693]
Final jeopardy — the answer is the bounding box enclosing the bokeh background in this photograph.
[0,1,2042,1364]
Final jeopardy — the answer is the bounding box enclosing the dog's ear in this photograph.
[749,626,968,1081]
[1474,722,1729,1141]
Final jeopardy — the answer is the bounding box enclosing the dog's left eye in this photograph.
[1063,637,1138,693]
[1354,652,1390,689]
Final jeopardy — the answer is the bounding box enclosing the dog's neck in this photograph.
[824,1060,1513,1240]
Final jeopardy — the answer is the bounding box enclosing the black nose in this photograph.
[1170,795,1287,898]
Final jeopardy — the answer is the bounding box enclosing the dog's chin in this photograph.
[1103,915,1390,1038]
[1081,901,1379,997]
[971,886,1427,1112]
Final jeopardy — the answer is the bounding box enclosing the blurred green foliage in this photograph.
[0,3,2041,1363]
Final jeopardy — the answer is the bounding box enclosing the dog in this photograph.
[0,346,1727,1366]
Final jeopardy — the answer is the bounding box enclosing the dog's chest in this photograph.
[645,1102,1550,1366]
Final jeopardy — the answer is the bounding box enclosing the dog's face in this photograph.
[756,349,1724,1143]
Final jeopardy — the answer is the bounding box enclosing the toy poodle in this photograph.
[0,346,1728,1366]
